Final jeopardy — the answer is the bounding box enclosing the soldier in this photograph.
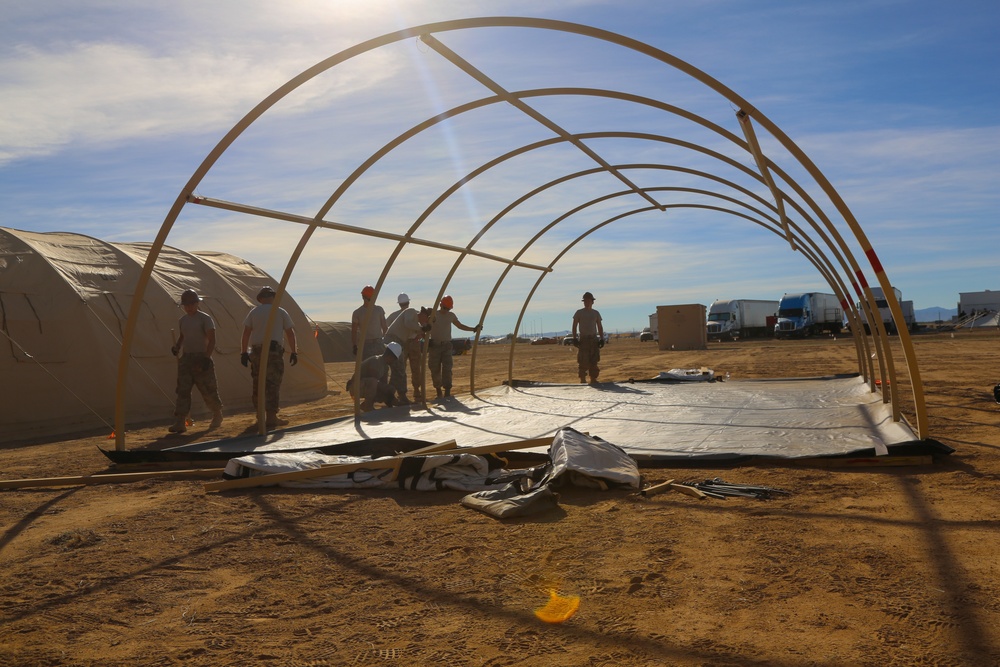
[351,285,387,359]
[571,291,604,384]
[169,289,223,434]
[428,295,481,398]
[383,304,432,405]
[240,286,298,428]
[348,341,401,412]
[387,293,425,402]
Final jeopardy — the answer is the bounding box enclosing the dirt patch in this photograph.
[2,331,999,666]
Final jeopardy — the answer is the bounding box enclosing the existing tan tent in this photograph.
[0,227,325,442]
[314,321,352,362]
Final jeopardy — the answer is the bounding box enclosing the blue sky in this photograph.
[2,1,997,335]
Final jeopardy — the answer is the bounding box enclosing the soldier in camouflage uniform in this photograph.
[169,289,224,434]
[572,291,604,384]
[240,286,298,428]
[427,295,481,398]
[386,293,425,402]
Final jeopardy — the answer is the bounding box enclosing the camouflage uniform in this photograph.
[428,305,479,397]
[174,352,222,418]
[573,299,603,383]
[249,341,285,414]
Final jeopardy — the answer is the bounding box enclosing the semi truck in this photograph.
[706,299,778,340]
[774,292,843,338]
[857,287,917,334]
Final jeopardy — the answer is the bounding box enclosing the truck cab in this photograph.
[774,292,842,338]
[775,294,810,338]
[706,304,737,340]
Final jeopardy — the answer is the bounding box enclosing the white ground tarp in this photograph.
[173,375,918,462]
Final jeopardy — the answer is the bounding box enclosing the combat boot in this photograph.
[266,412,289,428]
[168,418,187,434]
[209,410,223,429]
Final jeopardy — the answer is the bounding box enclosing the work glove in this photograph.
[197,357,214,373]
[352,345,358,356]
[240,351,250,367]
[289,352,298,366]
[170,344,179,356]
[474,324,483,332]
[572,337,580,348]
[598,338,605,348]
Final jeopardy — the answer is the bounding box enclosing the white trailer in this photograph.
[857,287,912,334]
[706,299,778,340]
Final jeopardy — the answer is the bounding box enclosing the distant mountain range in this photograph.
[914,306,957,322]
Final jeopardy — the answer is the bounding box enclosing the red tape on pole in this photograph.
[865,248,884,274]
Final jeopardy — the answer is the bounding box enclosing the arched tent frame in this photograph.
[114,17,927,450]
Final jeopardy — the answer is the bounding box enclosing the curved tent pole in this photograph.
[118,17,923,446]
[191,126,888,413]
[502,200,853,387]
[391,128,874,392]
[735,107,925,436]
[503,202,844,388]
[460,165,875,392]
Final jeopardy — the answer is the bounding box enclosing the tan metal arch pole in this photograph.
[408,20,914,421]
[396,129,875,392]
[461,180,868,393]
[221,79,881,405]
[419,34,667,213]
[734,110,925,435]
[457,163,874,388]
[117,17,922,443]
[756,157,900,408]
[504,202,844,388]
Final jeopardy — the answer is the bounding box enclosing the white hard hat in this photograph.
[397,293,409,304]
[385,341,402,358]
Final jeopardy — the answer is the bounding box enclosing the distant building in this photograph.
[957,290,1000,318]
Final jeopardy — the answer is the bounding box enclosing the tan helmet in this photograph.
[361,285,375,299]
[440,295,454,309]
[180,289,201,305]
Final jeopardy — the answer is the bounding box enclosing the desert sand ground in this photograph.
[1,329,999,666]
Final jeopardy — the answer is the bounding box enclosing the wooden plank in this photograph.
[378,439,456,484]
[205,436,554,492]
[0,468,226,490]
[668,482,709,500]
[640,479,675,497]
[396,439,457,456]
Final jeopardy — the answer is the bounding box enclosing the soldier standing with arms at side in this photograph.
[240,286,298,428]
[428,295,481,398]
[572,291,604,384]
[387,293,426,403]
[351,285,387,359]
[169,289,223,434]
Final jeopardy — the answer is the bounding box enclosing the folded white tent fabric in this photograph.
[655,368,715,382]
[461,427,641,518]
[223,450,505,491]
[541,427,641,490]
[221,427,641,500]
